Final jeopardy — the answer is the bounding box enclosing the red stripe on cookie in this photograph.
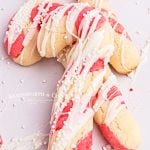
[85,15,106,38]
[90,58,104,72]
[88,92,98,108]
[64,5,74,16]
[107,86,122,101]
[109,17,131,40]
[48,3,63,13]
[100,124,128,150]
[96,15,106,30]
[45,3,64,23]
[77,131,92,150]
[4,30,25,58]
[30,5,39,22]
[55,100,73,131]
[75,7,94,30]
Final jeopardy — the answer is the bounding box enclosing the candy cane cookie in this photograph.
[78,0,140,74]
[45,3,114,149]
[4,0,61,66]
[43,3,141,150]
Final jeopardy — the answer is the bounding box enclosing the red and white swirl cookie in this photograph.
[3,1,141,150]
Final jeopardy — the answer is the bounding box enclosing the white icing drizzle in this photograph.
[88,12,102,36]
[78,9,101,40]
[7,0,38,54]
[18,36,37,64]
[39,5,64,57]
[89,1,134,73]
[50,4,74,57]
[105,96,126,125]
[93,72,106,112]
[66,3,88,40]
[23,0,53,47]
[95,0,102,9]
[100,74,126,125]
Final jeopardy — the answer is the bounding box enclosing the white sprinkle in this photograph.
[12,103,17,107]
[135,30,141,35]
[51,125,55,129]
[20,79,24,84]
[43,141,47,145]
[135,1,140,5]
[11,138,17,142]
[0,8,4,11]
[42,80,47,83]
[7,61,10,65]
[20,97,24,101]
[21,125,25,129]
[1,81,5,85]
[1,99,4,103]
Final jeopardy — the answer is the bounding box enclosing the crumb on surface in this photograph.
[21,125,25,129]
[147,8,150,14]
[20,79,24,84]
[135,1,140,5]
[12,103,17,107]
[129,88,134,92]
[0,8,4,11]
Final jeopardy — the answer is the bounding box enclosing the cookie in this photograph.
[94,73,141,149]
[78,0,140,74]
[4,0,62,65]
